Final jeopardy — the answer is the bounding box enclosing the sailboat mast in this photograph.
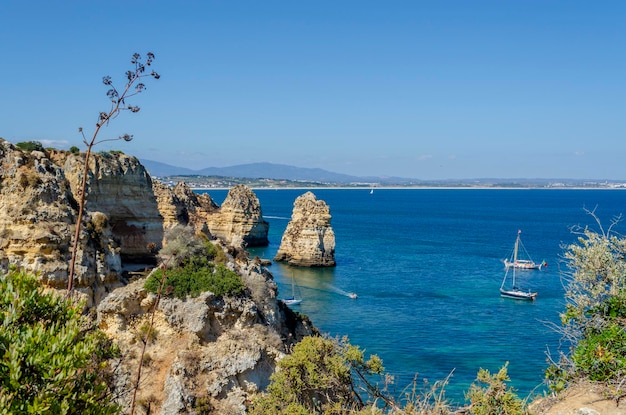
[514,230,520,263]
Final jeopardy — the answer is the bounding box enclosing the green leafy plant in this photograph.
[571,321,626,381]
[145,262,244,299]
[0,269,120,414]
[465,363,528,415]
[547,210,626,392]
[15,141,45,152]
[250,336,388,415]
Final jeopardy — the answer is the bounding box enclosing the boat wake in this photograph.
[322,283,358,299]
[264,215,290,220]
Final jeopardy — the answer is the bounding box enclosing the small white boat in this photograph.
[500,234,537,301]
[503,230,543,270]
[282,297,302,306]
[281,274,302,306]
[499,283,537,301]
[349,293,358,299]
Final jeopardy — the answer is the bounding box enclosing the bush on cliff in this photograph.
[250,335,390,414]
[15,141,45,152]
[547,217,626,391]
[465,363,529,415]
[0,269,120,414]
[145,262,245,299]
[145,226,244,299]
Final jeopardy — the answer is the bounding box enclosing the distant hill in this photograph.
[138,159,624,188]
[139,159,197,176]
[139,160,413,184]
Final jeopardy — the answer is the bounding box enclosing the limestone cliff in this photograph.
[154,182,269,248]
[0,140,127,305]
[0,139,315,413]
[274,191,336,267]
[208,185,269,247]
[152,181,219,239]
[97,244,316,414]
[0,141,75,284]
[62,151,163,265]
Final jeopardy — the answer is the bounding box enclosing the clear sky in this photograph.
[1,1,625,180]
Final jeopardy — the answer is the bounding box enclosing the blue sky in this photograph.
[1,1,625,180]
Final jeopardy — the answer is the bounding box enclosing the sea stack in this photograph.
[207,184,269,247]
[274,191,336,267]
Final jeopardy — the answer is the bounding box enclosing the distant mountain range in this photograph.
[139,159,623,187]
[139,159,418,184]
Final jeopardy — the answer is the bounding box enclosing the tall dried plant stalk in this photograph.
[67,52,159,295]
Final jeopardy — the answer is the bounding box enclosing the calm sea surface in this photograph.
[199,188,626,403]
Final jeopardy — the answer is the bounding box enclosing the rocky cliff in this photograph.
[0,140,271,305]
[0,138,312,413]
[0,141,125,305]
[274,191,336,267]
[61,151,164,265]
[208,184,269,247]
[97,248,315,414]
[154,182,269,248]
[152,180,219,239]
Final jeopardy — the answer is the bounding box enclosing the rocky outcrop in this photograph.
[97,247,316,414]
[0,141,76,284]
[152,181,219,239]
[0,140,168,305]
[62,151,163,265]
[208,184,269,248]
[0,139,318,413]
[274,191,336,267]
[155,183,269,248]
[0,141,128,305]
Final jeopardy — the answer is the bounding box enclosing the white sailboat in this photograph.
[503,230,543,270]
[500,230,538,300]
[500,266,537,301]
[281,274,302,306]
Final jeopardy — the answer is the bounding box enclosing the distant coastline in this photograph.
[153,175,626,191]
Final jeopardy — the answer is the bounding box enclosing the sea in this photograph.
[198,188,626,404]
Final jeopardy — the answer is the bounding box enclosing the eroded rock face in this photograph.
[0,141,126,305]
[208,184,269,248]
[0,140,75,283]
[152,181,219,241]
[274,191,336,267]
[63,152,163,264]
[97,251,316,414]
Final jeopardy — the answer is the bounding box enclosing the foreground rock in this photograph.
[274,191,336,267]
[97,245,315,414]
[529,381,624,415]
[0,141,138,305]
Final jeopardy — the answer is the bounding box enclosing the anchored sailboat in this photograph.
[503,230,543,270]
[281,274,302,306]
[500,230,537,301]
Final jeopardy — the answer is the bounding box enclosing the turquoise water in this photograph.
[201,188,626,403]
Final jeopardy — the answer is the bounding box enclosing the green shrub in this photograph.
[0,269,120,414]
[572,322,626,381]
[69,145,80,155]
[548,226,626,387]
[465,363,528,415]
[250,336,385,415]
[145,262,244,299]
[15,141,45,152]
